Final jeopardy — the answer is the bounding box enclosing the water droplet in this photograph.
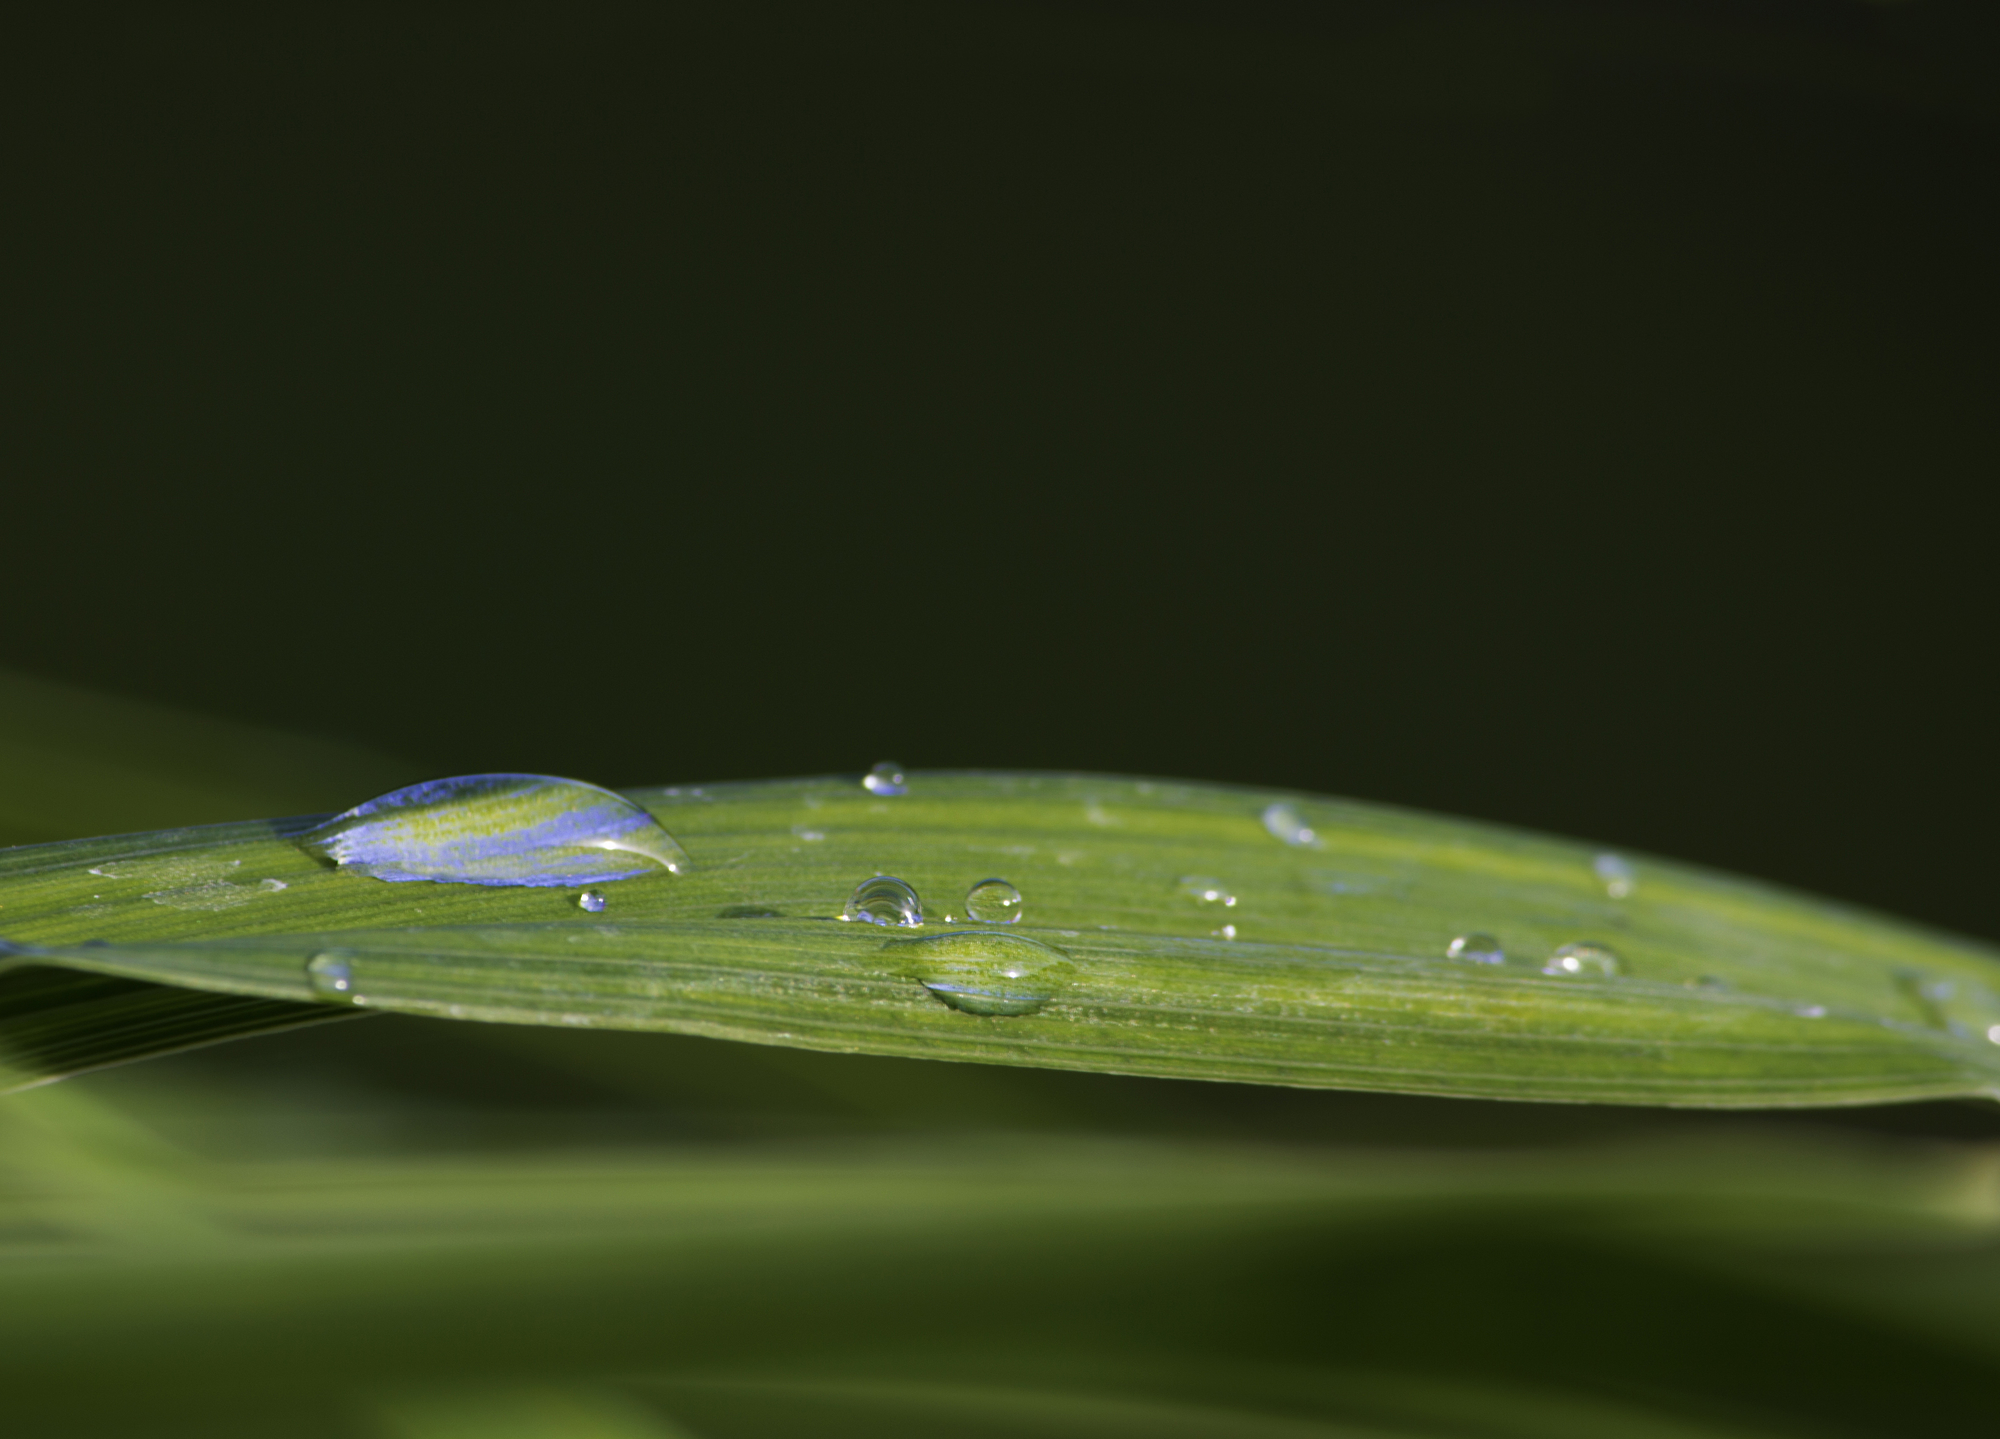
[885,931,1073,1017]
[1795,1005,1828,1019]
[1894,968,2000,1036]
[1262,801,1318,847]
[1178,876,1236,907]
[1213,924,1237,940]
[842,874,923,927]
[1447,933,1505,965]
[303,774,690,887]
[792,825,826,842]
[1593,852,1636,899]
[306,949,357,1000]
[577,889,607,913]
[1988,1025,2000,1045]
[1543,942,1621,978]
[963,878,1024,924]
[863,761,907,796]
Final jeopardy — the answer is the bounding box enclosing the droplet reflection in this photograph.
[842,874,923,927]
[1447,933,1505,965]
[863,761,908,796]
[1543,943,1621,978]
[964,878,1023,924]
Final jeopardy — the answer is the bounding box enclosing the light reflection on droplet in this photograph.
[1178,876,1236,907]
[1262,801,1318,847]
[1593,852,1636,899]
[964,878,1023,924]
[842,874,923,927]
[887,931,1073,1017]
[863,761,907,796]
[1446,932,1504,965]
[577,889,607,913]
[1543,943,1621,978]
[306,949,357,1000]
[1213,924,1237,940]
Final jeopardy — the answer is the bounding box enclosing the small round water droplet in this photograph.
[1213,923,1237,940]
[1593,852,1636,899]
[863,761,907,796]
[964,878,1023,924]
[1987,1025,2000,1045]
[306,948,357,1000]
[577,889,607,913]
[1543,942,1621,978]
[1447,933,1505,965]
[842,874,923,927]
[1795,1005,1827,1019]
[1178,876,1236,907]
[1262,801,1318,847]
[885,931,1073,1017]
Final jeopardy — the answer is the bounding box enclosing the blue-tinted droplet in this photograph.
[1447,932,1505,965]
[577,889,607,913]
[863,761,907,796]
[1262,801,1318,847]
[886,931,1073,1017]
[306,949,356,1000]
[1544,943,1620,978]
[964,878,1023,924]
[303,774,690,888]
[843,874,923,927]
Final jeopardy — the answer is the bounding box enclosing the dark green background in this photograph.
[3,0,1994,942]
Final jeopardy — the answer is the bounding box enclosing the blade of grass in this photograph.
[3,773,1997,1105]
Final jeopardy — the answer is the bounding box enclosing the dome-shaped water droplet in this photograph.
[885,931,1073,1017]
[577,889,607,913]
[1212,923,1237,940]
[1544,942,1620,978]
[964,878,1023,924]
[863,761,907,796]
[1447,932,1505,965]
[302,775,690,888]
[842,874,923,927]
[1593,852,1636,899]
[1262,801,1318,847]
[1178,876,1236,907]
[306,949,357,1000]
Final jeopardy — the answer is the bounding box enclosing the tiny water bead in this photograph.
[1178,876,1236,907]
[1594,852,1636,899]
[842,874,923,927]
[577,889,607,913]
[1213,924,1237,940]
[885,931,1074,1017]
[303,774,690,887]
[305,949,356,1000]
[1544,943,1621,978]
[1447,933,1505,965]
[863,761,908,796]
[964,878,1023,924]
[1262,801,1318,847]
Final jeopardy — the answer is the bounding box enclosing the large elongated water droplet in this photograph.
[843,874,923,927]
[886,931,1073,1016]
[302,774,690,887]
[964,878,1023,924]
[863,761,908,796]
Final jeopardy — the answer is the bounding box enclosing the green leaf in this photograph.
[5,772,1998,1106]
